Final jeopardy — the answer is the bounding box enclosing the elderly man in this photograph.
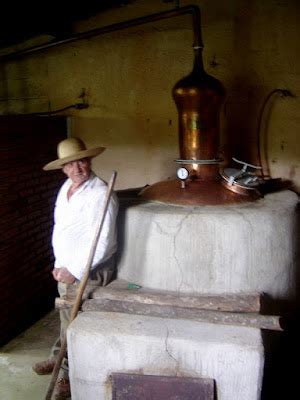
[32,137,119,399]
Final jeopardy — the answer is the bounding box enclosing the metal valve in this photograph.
[228,157,262,186]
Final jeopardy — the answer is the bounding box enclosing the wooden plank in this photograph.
[65,279,261,313]
[92,287,261,313]
[81,298,282,331]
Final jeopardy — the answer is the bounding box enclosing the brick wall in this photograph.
[0,116,67,345]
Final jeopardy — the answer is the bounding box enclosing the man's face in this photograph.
[62,158,91,185]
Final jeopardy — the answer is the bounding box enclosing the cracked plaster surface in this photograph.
[118,190,298,297]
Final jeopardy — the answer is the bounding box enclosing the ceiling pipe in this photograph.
[1,4,252,205]
[0,5,203,62]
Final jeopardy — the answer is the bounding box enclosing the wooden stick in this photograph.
[45,171,117,400]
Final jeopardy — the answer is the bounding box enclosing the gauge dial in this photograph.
[177,167,189,180]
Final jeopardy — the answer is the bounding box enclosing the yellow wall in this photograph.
[0,0,299,191]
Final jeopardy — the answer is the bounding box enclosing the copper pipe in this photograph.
[0,5,203,62]
[256,88,293,179]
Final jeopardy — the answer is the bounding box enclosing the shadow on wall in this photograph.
[115,187,147,279]
[261,202,300,400]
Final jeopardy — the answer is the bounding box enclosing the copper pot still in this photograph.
[140,47,259,205]
[173,49,225,181]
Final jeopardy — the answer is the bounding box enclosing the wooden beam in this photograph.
[81,298,282,331]
[64,279,261,313]
[57,280,281,330]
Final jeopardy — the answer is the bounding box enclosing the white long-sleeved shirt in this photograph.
[52,172,119,280]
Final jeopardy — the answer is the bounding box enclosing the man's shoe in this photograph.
[54,378,71,399]
[32,359,56,375]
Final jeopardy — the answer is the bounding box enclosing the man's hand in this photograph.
[52,267,76,284]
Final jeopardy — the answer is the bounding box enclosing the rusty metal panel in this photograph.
[111,373,215,400]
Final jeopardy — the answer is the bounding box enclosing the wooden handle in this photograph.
[45,171,117,400]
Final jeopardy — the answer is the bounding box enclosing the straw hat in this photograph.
[43,137,105,171]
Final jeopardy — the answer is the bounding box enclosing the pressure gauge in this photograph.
[177,167,189,180]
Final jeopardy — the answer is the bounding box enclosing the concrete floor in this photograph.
[0,309,60,400]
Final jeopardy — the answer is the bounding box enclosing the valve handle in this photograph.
[232,157,262,171]
[228,158,262,186]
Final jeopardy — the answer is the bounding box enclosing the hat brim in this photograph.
[43,147,106,171]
